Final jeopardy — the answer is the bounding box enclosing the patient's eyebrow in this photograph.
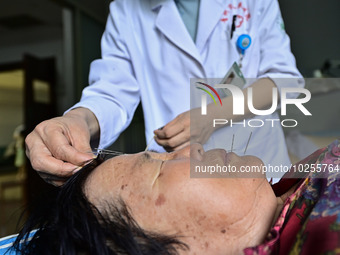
[143,152,152,161]
[148,149,160,153]
[135,152,152,167]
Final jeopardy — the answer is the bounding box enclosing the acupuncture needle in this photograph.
[93,148,123,156]
[244,132,252,155]
[145,135,156,151]
[73,149,124,173]
[145,131,252,154]
[230,134,235,152]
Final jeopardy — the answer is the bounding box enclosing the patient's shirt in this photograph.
[0,230,37,255]
[244,139,340,254]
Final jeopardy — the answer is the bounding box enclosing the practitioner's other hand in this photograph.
[25,108,98,186]
[154,108,214,152]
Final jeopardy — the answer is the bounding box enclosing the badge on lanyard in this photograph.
[236,34,252,69]
[229,15,252,69]
[219,61,246,98]
[219,35,252,97]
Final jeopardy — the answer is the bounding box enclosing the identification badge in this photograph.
[218,62,246,97]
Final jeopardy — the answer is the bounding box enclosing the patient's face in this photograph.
[85,144,277,254]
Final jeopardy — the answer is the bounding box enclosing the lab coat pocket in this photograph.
[220,27,243,64]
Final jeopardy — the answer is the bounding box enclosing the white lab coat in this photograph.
[70,0,303,180]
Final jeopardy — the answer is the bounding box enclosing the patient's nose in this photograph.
[190,143,204,161]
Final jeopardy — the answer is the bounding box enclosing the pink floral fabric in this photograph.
[244,139,340,255]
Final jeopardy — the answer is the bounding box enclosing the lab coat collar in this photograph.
[196,0,225,53]
[150,0,167,10]
[150,0,202,65]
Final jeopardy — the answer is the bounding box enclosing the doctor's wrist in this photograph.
[65,107,100,139]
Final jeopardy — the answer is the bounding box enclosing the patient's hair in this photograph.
[13,155,188,255]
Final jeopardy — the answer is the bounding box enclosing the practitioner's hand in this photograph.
[154,108,214,152]
[25,108,98,186]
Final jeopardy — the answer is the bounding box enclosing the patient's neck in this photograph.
[272,182,300,226]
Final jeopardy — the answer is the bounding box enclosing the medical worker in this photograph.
[25,0,303,183]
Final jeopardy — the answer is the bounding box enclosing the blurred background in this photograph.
[0,0,339,236]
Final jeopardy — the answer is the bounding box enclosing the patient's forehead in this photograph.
[84,152,151,201]
[84,156,124,199]
[89,154,132,178]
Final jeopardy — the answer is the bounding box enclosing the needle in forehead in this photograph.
[231,134,235,152]
[244,132,252,155]
[93,148,124,155]
[145,135,156,151]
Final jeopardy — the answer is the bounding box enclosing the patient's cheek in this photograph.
[155,194,166,206]
[120,184,128,190]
